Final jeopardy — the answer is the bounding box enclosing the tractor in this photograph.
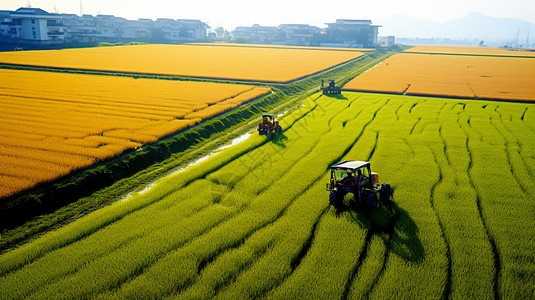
[257,114,282,139]
[321,79,342,95]
[326,161,392,208]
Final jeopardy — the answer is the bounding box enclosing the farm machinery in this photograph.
[257,114,282,139]
[326,161,392,208]
[321,79,342,95]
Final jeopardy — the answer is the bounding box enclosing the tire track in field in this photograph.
[206,96,330,190]
[35,204,239,300]
[95,97,358,297]
[25,185,229,291]
[210,239,275,296]
[289,207,330,271]
[195,171,329,280]
[261,101,387,299]
[438,126,452,166]
[201,100,383,296]
[342,231,374,300]
[250,103,388,298]
[162,168,330,298]
[427,140,453,300]
[210,205,330,299]
[362,218,396,299]
[338,103,390,300]
[3,232,141,299]
[341,129,383,300]
[252,96,363,196]
[457,113,501,300]
[493,106,535,195]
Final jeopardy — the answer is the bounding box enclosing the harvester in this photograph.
[257,114,282,139]
[320,79,341,95]
[326,161,392,208]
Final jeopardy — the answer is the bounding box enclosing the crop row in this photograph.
[0,69,270,197]
[1,92,533,299]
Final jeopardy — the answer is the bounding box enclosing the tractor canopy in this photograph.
[262,114,275,119]
[330,160,370,171]
[330,161,372,185]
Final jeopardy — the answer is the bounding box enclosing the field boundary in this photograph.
[340,88,535,104]
[403,51,535,59]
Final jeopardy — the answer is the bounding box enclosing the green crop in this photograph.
[0,92,533,299]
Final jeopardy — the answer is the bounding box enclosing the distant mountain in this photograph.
[377,12,535,45]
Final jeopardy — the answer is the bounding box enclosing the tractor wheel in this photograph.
[365,190,378,208]
[275,126,282,134]
[379,183,392,203]
[329,191,343,207]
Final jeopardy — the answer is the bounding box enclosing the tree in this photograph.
[214,27,225,38]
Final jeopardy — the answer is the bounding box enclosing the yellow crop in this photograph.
[0,69,270,197]
[405,45,535,57]
[0,44,364,83]
[344,53,535,101]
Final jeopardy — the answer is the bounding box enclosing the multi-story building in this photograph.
[0,7,208,46]
[175,19,209,41]
[61,13,98,43]
[153,18,209,42]
[232,24,279,44]
[276,24,321,46]
[0,7,64,45]
[232,20,381,48]
[324,19,381,48]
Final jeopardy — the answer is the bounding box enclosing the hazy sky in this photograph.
[2,0,534,30]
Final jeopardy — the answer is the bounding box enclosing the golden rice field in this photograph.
[344,52,535,101]
[0,69,270,198]
[0,44,364,83]
[405,45,535,57]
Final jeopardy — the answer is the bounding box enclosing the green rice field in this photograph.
[1,92,534,299]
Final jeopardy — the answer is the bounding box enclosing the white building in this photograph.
[324,19,381,48]
[232,24,278,44]
[276,24,321,46]
[0,7,208,46]
[377,36,395,47]
[0,7,64,45]
[61,14,98,43]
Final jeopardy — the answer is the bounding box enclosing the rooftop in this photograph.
[13,7,49,15]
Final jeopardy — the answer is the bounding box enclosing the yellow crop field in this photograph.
[405,45,535,57]
[0,44,364,83]
[343,53,535,101]
[0,69,270,198]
